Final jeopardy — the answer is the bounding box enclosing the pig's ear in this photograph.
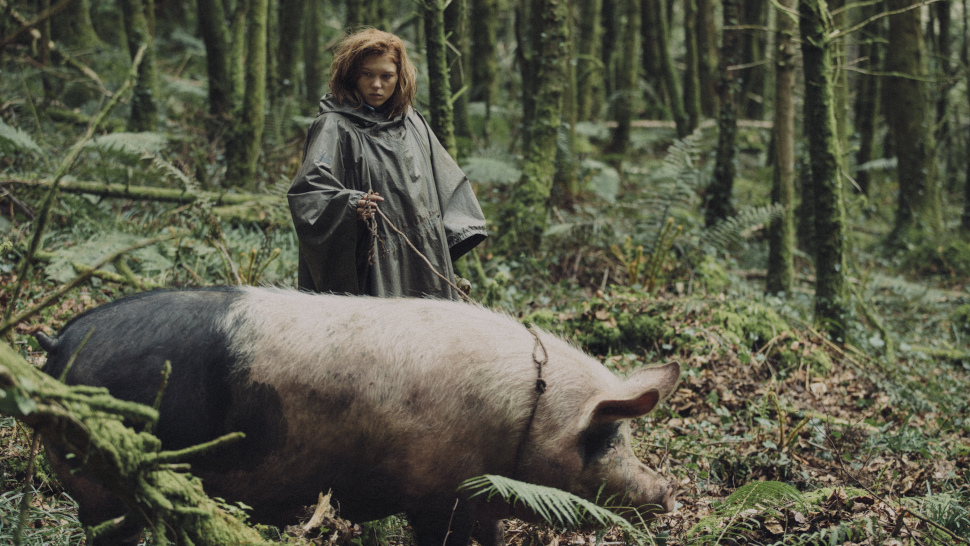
[589,362,681,425]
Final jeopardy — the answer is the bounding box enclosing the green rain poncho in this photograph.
[288,94,487,299]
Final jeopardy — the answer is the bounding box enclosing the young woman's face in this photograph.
[357,53,399,109]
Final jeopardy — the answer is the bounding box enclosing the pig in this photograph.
[37,286,680,546]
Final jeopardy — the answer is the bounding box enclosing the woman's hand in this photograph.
[356,192,384,220]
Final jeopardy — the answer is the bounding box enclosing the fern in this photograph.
[687,481,804,545]
[0,119,43,157]
[461,156,522,186]
[697,204,784,255]
[83,132,198,192]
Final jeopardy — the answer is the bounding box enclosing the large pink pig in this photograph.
[39,287,679,545]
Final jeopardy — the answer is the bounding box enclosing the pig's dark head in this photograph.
[517,360,681,526]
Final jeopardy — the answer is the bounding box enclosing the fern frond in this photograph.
[461,157,522,186]
[459,475,637,532]
[85,132,168,156]
[0,119,43,156]
[687,481,804,545]
[699,204,784,254]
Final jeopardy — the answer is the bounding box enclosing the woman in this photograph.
[288,28,487,299]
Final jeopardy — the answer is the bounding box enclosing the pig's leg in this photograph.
[472,519,506,546]
[44,445,144,545]
[408,503,476,546]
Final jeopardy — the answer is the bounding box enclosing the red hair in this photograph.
[329,28,417,118]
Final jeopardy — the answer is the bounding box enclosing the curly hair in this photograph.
[329,28,417,118]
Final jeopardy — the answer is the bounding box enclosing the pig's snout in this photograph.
[660,480,677,513]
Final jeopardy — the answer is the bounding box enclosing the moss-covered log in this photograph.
[0,342,276,546]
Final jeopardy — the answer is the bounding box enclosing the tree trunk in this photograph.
[51,0,100,50]
[498,0,568,251]
[120,0,159,132]
[705,0,740,227]
[608,0,640,156]
[963,0,970,232]
[423,0,458,158]
[640,0,666,116]
[932,1,955,191]
[683,0,701,132]
[471,0,500,125]
[197,0,234,124]
[799,0,848,341]
[445,0,471,144]
[766,0,796,296]
[554,0,579,206]
[654,0,689,136]
[575,0,604,121]
[225,0,268,190]
[696,0,718,117]
[347,0,390,31]
[886,0,941,242]
[739,0,767,120]
[303,0,325,103]
[601,0,617,98]
[276,0,305,99]
[852,2,881,196]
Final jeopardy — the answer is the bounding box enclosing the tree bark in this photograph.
[498,0,568,251]
[50,0,100,50]
[852,1,881,196]
[423,0,458,158]
[225,0,268,190]
[886,0,941,242]
[683,0,701,132]
[696,0,719,117]
[276,0,305,99]
[303,0,325,103]
[471,0,500,124]
[766,0,796,296]
[608,0,641,156]
[739,0,767,120]
[197,0,234,124]
[120,0,159,132]
[640,0,666,116]
[575,0,604,121]
[705,0,741,227]
[654,0,689,137]
[445,0,471,143]
[554,0,579,206]
[799,0,848,341]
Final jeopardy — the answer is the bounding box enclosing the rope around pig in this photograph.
[363,190,475,304]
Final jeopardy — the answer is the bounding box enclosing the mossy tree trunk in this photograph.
[852,1,882,196]
[120,0,158,132]
[739,0,767,120]
[197,0,234,127]
[600,0,617,98]
[705,0,741,227]
[885,0,941,243]
[346,0,390,31]
[963,0,970,232]
[422,0,458,158]
[607,0,640,156]
[799,0,848,341]
[445,0,471,146]
[51,0,101,51]
[682,0,701,132]
[303,0,325,103]
[766,0,796,296]
[696,0,718,118]
[225,0,268,190]
[277,0,306,100]
[554,0,579,206]
[640,0,666,116]
[498,0,568,251]
[470,0,500,127]
[654,0,689,137]
[931,1,955,191]
[575,0,604,121]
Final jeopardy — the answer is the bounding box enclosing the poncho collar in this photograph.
[317,93,407,129]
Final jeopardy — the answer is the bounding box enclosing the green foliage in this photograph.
[687,481,804,545]
[906,492,970,540]
[0,487,83,545]
[0,119,43,158]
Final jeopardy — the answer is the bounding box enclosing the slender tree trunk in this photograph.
[932,1,955,191]
[347,0,390,31]
[225,0,268,190]
[697,0,718,117]
[575,0,604,121]
[654,0,688,136]
[197,0,234,125]
[683,0,701,132]
[471,0,500,127]
[277,0,305,99]
[641,0,667,115]
[499,0,568,251]
[886,0,941,242]
[445,0,471,144]
[423,0,457,158]
[601,0,617,98]
[608,0,641,156]
[829,0,848,171]
[303,0,325,103]
[740,0,767,120]
[120,0,159,132]
[800,0,848,341]
[852,2,880,196]
[963,0,970,232]
[705,0,740,227]
[766,0,796,296]
[230,1,249,108]
[51,0,100,50]
[554,0,579,206]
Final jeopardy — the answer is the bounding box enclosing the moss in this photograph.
[712,301,790,351]
[804,349,833,375]
[952,304,970,335]
[904,238,970,278]
[694,255,729,293]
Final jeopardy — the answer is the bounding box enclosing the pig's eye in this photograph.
[578,423,622,468]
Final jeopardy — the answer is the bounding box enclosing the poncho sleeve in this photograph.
[409,111,488,262]
[287,114,369,293]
